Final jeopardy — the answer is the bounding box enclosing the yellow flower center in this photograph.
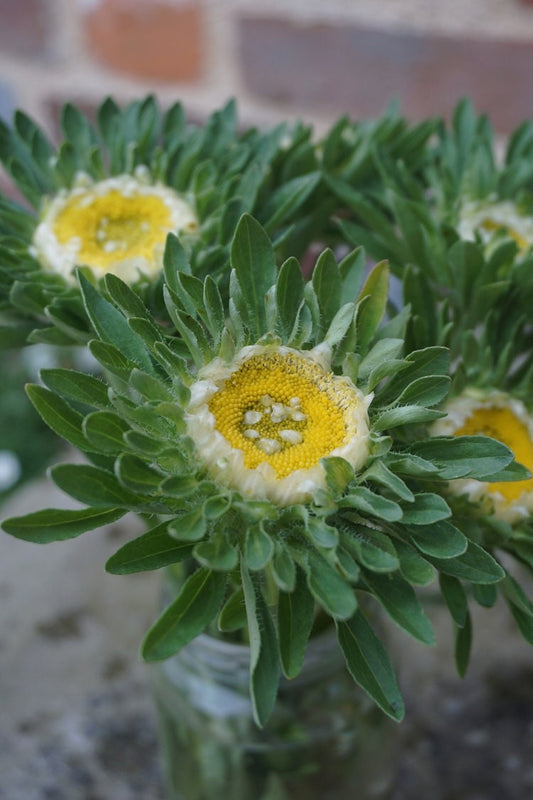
[53,190,187,271]
[32,174,198,282]
[454,405,533,501]
[208,351,360,478]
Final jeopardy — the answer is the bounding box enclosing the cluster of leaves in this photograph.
[1,215,517,725]
[0,97,328,348]
[0,97,445,353]
[321,100,533,380]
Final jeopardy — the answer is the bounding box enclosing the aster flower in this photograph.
[2,216,515,725]
[325,100,533,315]
[431,390,533,525]
[0,96,327,347]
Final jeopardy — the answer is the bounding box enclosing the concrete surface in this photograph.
[1,467,533,799]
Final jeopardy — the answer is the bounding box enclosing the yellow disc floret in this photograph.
[32,171,198,282]
[186,344,372,505]
[432,390,533,523]
[208,351,356,478]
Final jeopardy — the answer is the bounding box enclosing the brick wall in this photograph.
[2,0,533,139]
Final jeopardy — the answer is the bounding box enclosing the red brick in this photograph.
[84,0,204,83]
[0,0,52,59]
[239,16,533,132]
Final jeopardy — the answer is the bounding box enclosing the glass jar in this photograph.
[149,624,398,800]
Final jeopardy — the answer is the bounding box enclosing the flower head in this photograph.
[2,215,515,727]
[0,97,325,347]
[186,343,372,504]
[432,390,533,523]
[457,198,533,254]
[32,171,198,283]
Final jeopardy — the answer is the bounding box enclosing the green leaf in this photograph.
[322,456,355,494]
[218,587,247,632]
[304,548,357,620]
[230,214,277,339]
[407,520,468,558]
[454,611,473,677]
[400,493,451,525]
[341,527,400,573]
[241,560,280,727]
[439,574,468,627]
[105,521,193,573]
[2,507,125,543]
[40,369,110,409]
[50,463,144,509]
[373,404,443,431]
[500,574,533,618]
[396,375,451,408]
[141,568,226,661]
[362,460,414,502]
[26,384,90,452]
[271,542,296,592]
[394,540,434,586]
[409,436,515,480]
[78,272,154,374]
[312,248,341,333]
[167,508,207,542]
[275,256,305,342]
[83,411,130,454]
[194,531,238,571]
[116,453,164,495]
[340,487,402,522]
[428,541,505,584]
[278,568,315,679]
[356,261,389,352]
[337,610,405,721]
[364,572,435,644]
[245,524,274,571]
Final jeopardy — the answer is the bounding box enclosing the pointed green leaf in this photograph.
[105,521,193,573]
[337,610,405,721]
[3,507,125,543]
[142,568,226,661]
[364,571,435,644]
[241,560,280,727]
[78,272,153,374]
[230,214,276,339]
[278,568,315,679]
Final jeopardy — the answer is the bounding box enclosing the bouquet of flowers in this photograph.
[2,97,533,799]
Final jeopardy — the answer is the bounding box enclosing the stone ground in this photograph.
[1,472,533,800]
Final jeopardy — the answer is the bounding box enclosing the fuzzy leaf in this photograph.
[3,507,125,543]
[241,560,280,727]
[26,384,90,452]
[304,549,357,619]
[105,521,193,574]
[364,571,435,644]
[230,214,277,339]
[409,436,515,480]
[278,568,315,679]
[408,520,468,558]
[245,524,274,571]
[337,611,405,721]
[142,568,226,661]
[218,587,247,632]
[428,541,505,584]
[78,273,154,374]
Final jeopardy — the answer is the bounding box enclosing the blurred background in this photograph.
[2,0,533,142]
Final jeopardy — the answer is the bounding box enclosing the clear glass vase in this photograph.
[149,622,398,800]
